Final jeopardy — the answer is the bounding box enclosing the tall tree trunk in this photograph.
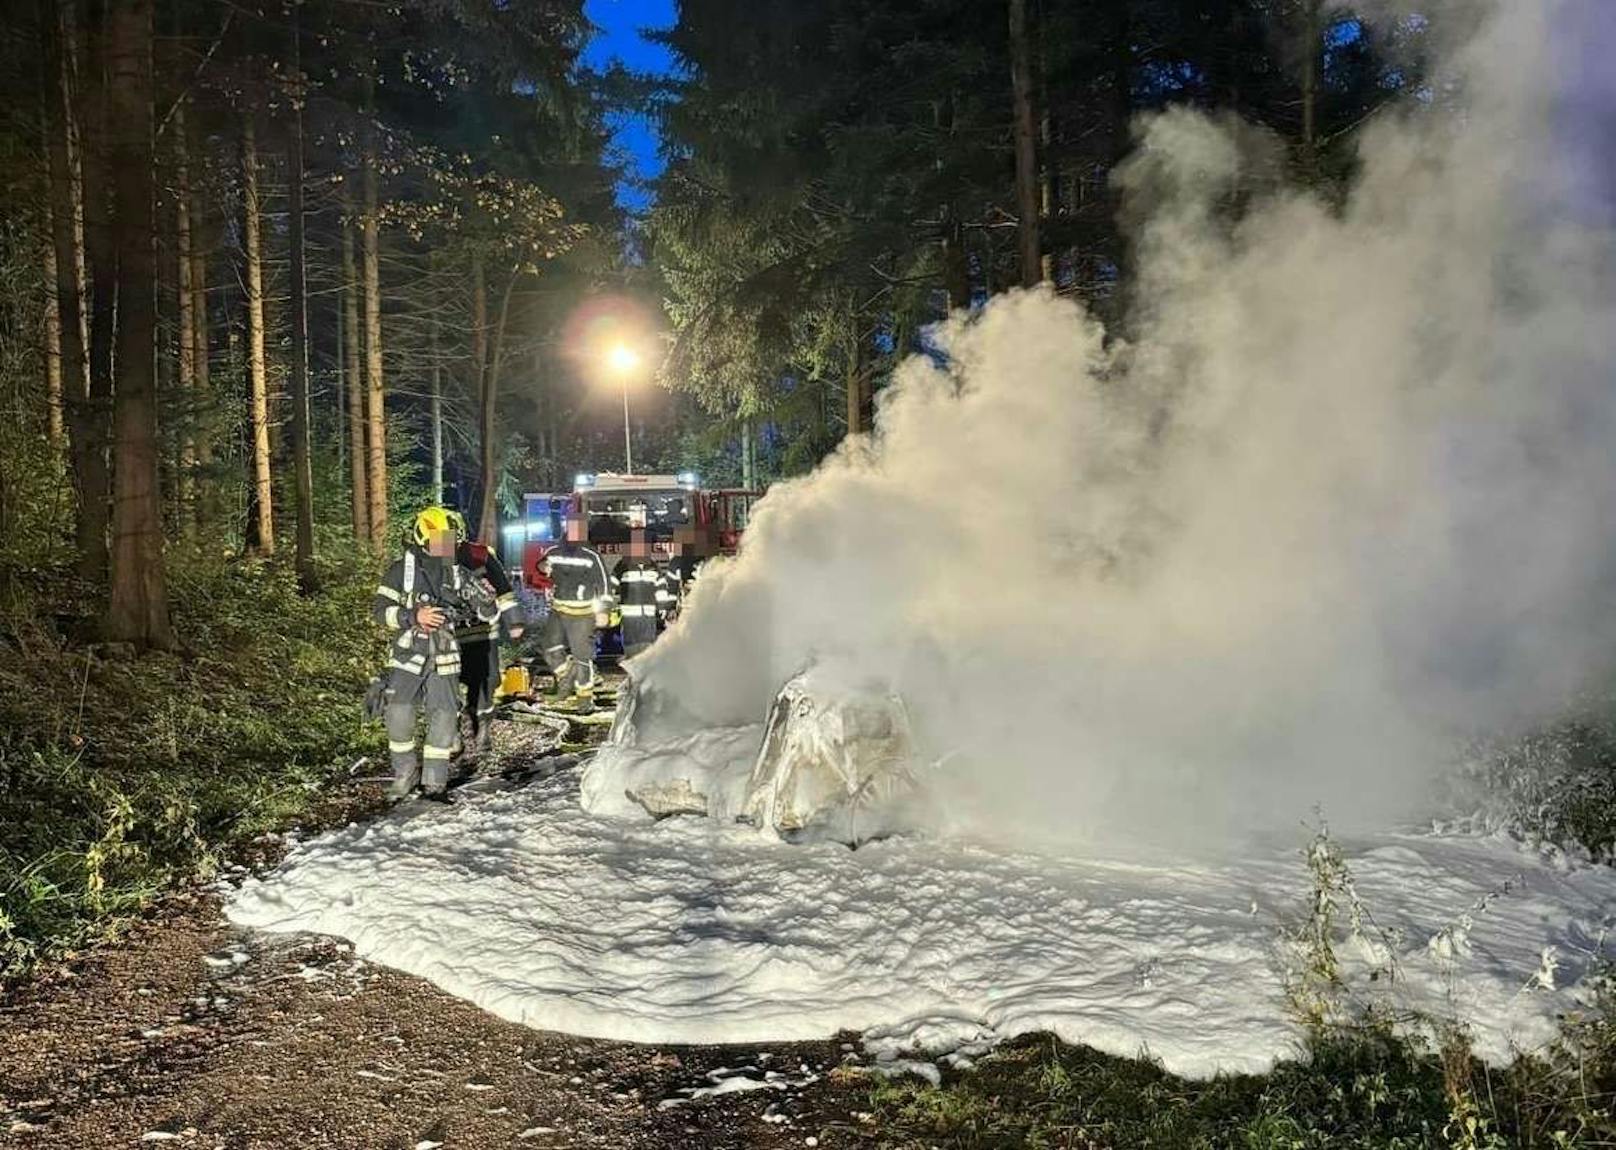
[470,252,488,520]
[341,213,367,541]
[1111,1,1132,164]
[360,78,387,548]
[41,0,89,460]
[533,347,548,489]
[241,112,274,556]
[429,306,443,504]
[936,94,970,312]
[79,0,115,581]
[740,416,755,490]
[470,251,488,498]
[1008,0,1042,288]
[1037,0,1056,285]
[188,157,210,533]
[546,400,560,492]
[942,218,970,311]
[42,209,64,446]
[1300,0,1320,178]
[844,317,865,439]
[335,273,345,478]
[103,0,173,649]
[285,5,315,589]
[978,226,996,298]
[815,369,828,455]
[154,84,176,530]
[476,262,514,545]
[173,101,195,534]
[1106,0,1134,312]
[533,346,556,491]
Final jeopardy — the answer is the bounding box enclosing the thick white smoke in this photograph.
[636,0,1616,849]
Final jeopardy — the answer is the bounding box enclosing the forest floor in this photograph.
[0,889,874,1150]
[10,663,1616,1149]
[0,671,876,1150]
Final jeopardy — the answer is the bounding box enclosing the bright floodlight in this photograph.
[607,344,642,376]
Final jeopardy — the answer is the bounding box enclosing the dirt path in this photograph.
[1,693,881,1150]
[1,892,875,1149]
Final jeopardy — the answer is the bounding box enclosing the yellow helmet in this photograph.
[445,509,468,541]
[411,506,457,547]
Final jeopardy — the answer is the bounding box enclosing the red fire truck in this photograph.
[515,473,761,591]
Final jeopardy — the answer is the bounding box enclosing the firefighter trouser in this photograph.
[459,639,499,740]
[539,611,596,695]
[384,697,459,795]
[621,611,657,660]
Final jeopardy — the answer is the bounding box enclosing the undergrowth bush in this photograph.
[0,549,384,977]
[1449,704,1616,862]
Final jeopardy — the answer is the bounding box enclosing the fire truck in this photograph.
[515,473,761,592]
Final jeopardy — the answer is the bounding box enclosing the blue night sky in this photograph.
[583,0,678,214]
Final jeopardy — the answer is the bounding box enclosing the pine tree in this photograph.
[103,0,174,649]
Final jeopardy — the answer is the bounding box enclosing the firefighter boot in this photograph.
[471,686,497,754]
[385,765,419,801]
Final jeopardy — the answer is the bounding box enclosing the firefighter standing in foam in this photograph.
[538,513,611,706]
[373,507,499,798]
[613,528,676,658]
[453,521,524,752]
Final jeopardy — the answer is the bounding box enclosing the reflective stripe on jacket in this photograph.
[542,544,610,616]
[613,560,671,620]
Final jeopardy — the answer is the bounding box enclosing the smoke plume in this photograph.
[634,0,1616,849]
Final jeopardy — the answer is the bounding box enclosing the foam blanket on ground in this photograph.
[230,767,1616,1078]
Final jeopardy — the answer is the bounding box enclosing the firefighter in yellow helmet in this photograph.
[371,506,497,800]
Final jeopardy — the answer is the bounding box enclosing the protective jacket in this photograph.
[613,559,676,622]
[670,553,703,593]
[373,546,498,692]
[614,558,671,654]
[541,542,611,617]
[454,541,522,643]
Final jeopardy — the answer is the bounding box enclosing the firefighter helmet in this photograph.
[445,509,469,541]
[411,506,456,547]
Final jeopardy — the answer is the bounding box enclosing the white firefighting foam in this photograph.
[230,765,1616,1077]
[616,0,1616,849]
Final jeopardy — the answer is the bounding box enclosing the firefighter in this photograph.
[613,528,671,659]
[668,525,711,612]
[449,511,525,754]
[372,506,499,800]
[537,511,611,708]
